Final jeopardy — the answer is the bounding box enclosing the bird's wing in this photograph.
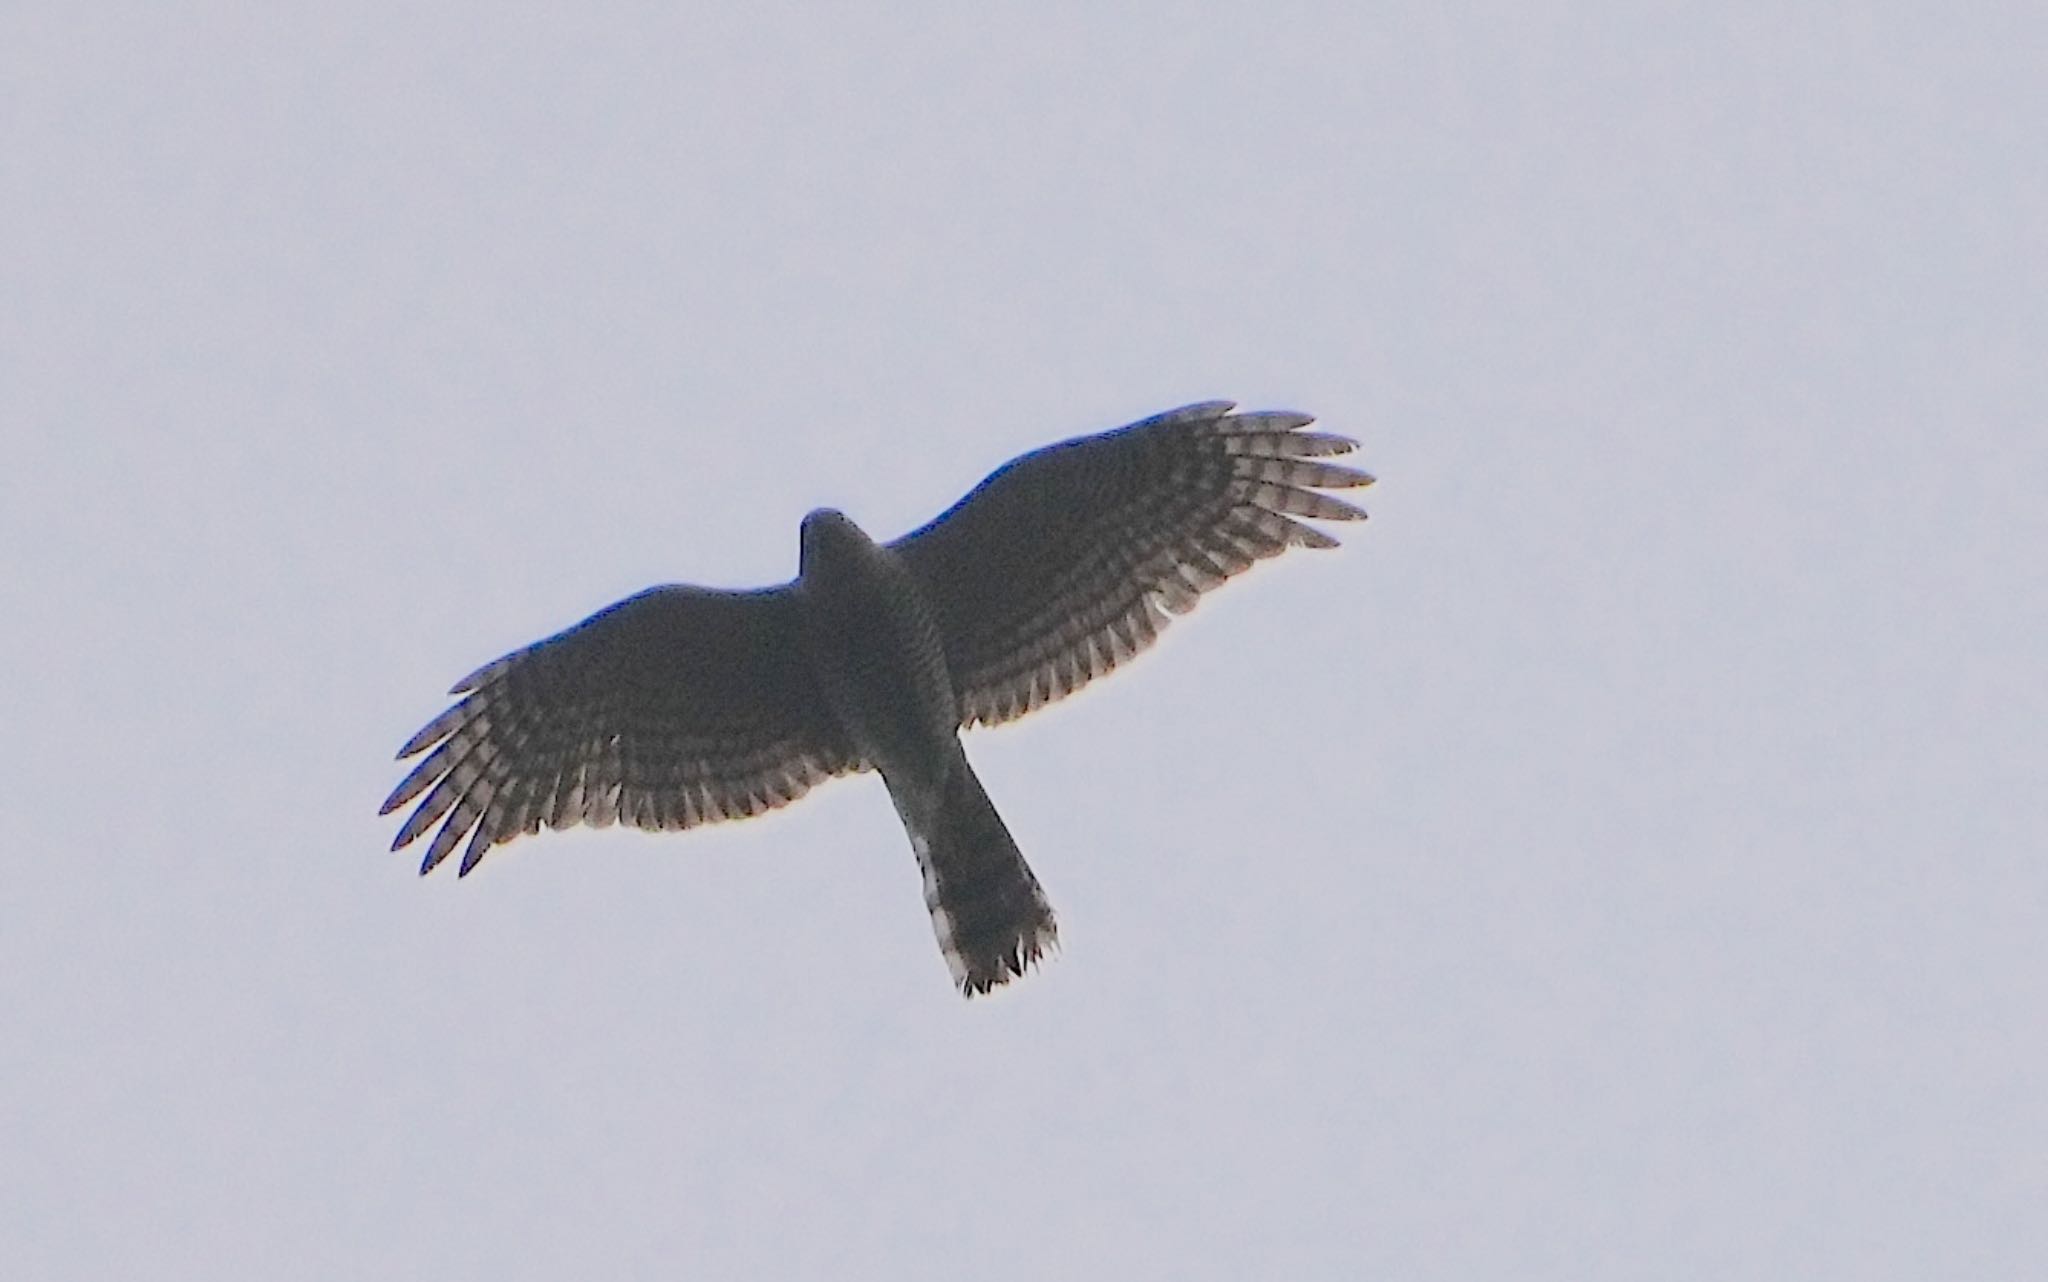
[381,585,863,875]
[890,401,1372,728]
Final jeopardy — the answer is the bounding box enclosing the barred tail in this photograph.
[899,756,1057,996]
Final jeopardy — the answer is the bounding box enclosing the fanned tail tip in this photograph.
[902,758,1059,997]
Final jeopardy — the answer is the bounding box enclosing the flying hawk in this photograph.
[382,401,1372,995]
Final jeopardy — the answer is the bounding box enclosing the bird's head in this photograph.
[799,507,875,580]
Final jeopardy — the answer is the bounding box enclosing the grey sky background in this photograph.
[5,4,2044,1278]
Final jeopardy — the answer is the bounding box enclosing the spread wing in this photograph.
[890,401,1372,728]
[381,585,863,875]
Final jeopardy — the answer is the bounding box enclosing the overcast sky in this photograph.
[5,4,2044,1279]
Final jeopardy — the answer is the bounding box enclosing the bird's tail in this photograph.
[898,756,1057,996]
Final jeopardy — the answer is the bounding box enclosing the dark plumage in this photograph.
[383,401,1372,994]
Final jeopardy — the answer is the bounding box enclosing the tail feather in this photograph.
[902,758,1057,996]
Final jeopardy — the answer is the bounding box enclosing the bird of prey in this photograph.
[382,401,1372,995]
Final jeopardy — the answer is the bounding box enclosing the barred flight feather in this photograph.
[889,401,1372,730]
[383,585,863,876]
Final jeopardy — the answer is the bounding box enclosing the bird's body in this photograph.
[797,509,958,783]
[383,401,1371,994]
[796,509,1055,988]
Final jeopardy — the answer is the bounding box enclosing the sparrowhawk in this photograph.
[381,401,1372,995]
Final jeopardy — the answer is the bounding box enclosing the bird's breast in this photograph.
[796,537,959,782]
